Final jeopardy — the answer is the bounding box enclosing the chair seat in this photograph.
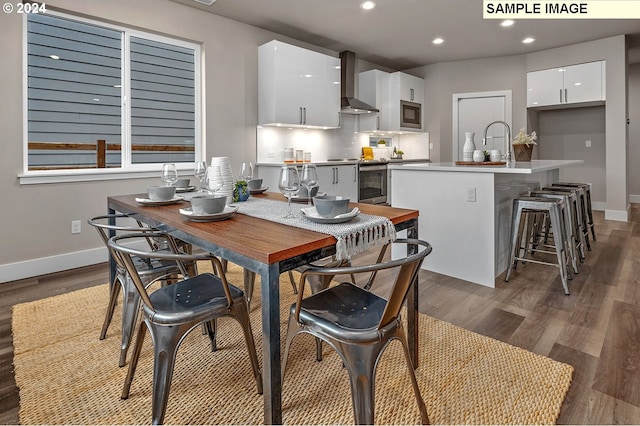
[147,273,246,325]
[296,282,388,342]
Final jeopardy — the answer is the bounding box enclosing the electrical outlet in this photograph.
[585,140,591,148]
[71,220,81,234]
[466,187,476,202]
[429,142,434,150]
[267,151,276,158]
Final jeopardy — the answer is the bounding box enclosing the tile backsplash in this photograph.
[256,114,430,163]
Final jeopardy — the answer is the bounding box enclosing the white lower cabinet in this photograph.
[256,164,358,201]
[317,165,358,200]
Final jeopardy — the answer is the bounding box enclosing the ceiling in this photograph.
[169,0,640,70]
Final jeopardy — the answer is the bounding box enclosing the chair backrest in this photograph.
[297,238,432,329]
[88,214,159,270]
[107,232,233,313]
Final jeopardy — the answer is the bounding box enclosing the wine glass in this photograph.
[160,163,178,187]
[278,165,300,219]
[194,161,208,193]
[300,164,318,206]
[240,162,253,182]
[206,165,223,195]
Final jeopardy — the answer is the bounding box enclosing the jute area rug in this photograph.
[12,264,573,425]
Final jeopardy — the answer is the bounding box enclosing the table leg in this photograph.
[407,218,419,368]
[261,262,282,424]
[108,207,116,289]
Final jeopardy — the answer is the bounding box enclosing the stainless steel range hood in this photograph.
[340,50,379,115]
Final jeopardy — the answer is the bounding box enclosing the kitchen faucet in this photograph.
[482,120,512,163]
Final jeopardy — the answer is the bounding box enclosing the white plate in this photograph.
[135,196,184,206]
[301,207,360,224]
[179,205,239,222]
[175,186,196,193]
[249,185,269,194]
[288,191,327,203]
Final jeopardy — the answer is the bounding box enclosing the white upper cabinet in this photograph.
[359,70,425,132]
[527,60,605,108]
[358,69,390,131]
[259,40,340,128]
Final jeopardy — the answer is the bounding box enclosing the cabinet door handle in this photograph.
[564,88,568,103]
[559,89,563,103]
[410,88,414,101]
[377,115,380,130]
[335,167,339,184]
[303,107,307,124]
[353,166,357,182]
[299,107,303,124]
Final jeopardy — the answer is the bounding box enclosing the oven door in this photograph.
[358,165,388,204]
[400,100,422,129]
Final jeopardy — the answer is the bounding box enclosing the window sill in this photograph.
[19,166,195,185]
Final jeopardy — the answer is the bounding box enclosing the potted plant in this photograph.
[512,128,537,162]
[393,147,404,159]
[233,180,250,202]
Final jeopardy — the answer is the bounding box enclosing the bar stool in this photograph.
[552,182,596,241]
[530,189,584,269]
[505,196,571,295]
[543,185,591,251]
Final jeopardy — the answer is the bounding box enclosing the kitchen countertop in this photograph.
[388,159,582,173]
[256,158,430,167]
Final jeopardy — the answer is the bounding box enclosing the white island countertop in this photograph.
[388,159,583,174]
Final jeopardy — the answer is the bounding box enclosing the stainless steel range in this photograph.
[358,160,388,205]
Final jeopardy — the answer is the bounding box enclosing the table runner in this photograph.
[232,197,396,260]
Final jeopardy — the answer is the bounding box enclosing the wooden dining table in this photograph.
[107,191,419,424]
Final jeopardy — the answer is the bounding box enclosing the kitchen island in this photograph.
[389,160,583,287]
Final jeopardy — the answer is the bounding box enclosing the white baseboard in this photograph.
[630,194,640,204]
[0,247,107,284]
[605,206,630,222]
[591,201,606,211]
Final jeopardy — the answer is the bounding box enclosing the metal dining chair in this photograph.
[281,238,433,425]
[88,214,187,367]
[108,232,263,425]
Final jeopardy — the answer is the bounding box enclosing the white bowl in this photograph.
[191,195,227,214]
[147,185,176,201]
[175,178,190,189]
[313,196,350,218]
[247,178,263,190]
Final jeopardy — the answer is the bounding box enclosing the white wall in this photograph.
[630,63,640,202]
[537,107,607,208]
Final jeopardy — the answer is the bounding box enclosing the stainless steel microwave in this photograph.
[400,100,422,129]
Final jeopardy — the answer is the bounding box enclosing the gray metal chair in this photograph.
[88,214,185,367]
[108,232,262,425]
[282,238,432,425]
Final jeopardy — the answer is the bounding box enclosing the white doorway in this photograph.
[453,91,512,161]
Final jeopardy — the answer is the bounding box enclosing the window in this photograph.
[25,12,201,174]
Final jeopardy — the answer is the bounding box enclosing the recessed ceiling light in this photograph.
[522,37,535,44]
[360,1,375,10]
[432,37,444,45]
[500,20,515,27]
[49,55,60,60]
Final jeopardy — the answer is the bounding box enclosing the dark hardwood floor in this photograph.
[1,205,639,424]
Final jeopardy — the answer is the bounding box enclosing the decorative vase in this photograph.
[472,149,485,162]
[463,132,476,162]
[513,144,534,162]
[233,181,250,202]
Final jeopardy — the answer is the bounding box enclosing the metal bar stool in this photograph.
[543,185,591,251]
[505,196,572,295]
[552,182,596,241]
[530,189,586,264]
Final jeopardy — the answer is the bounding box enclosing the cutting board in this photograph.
[455,161,506,166]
